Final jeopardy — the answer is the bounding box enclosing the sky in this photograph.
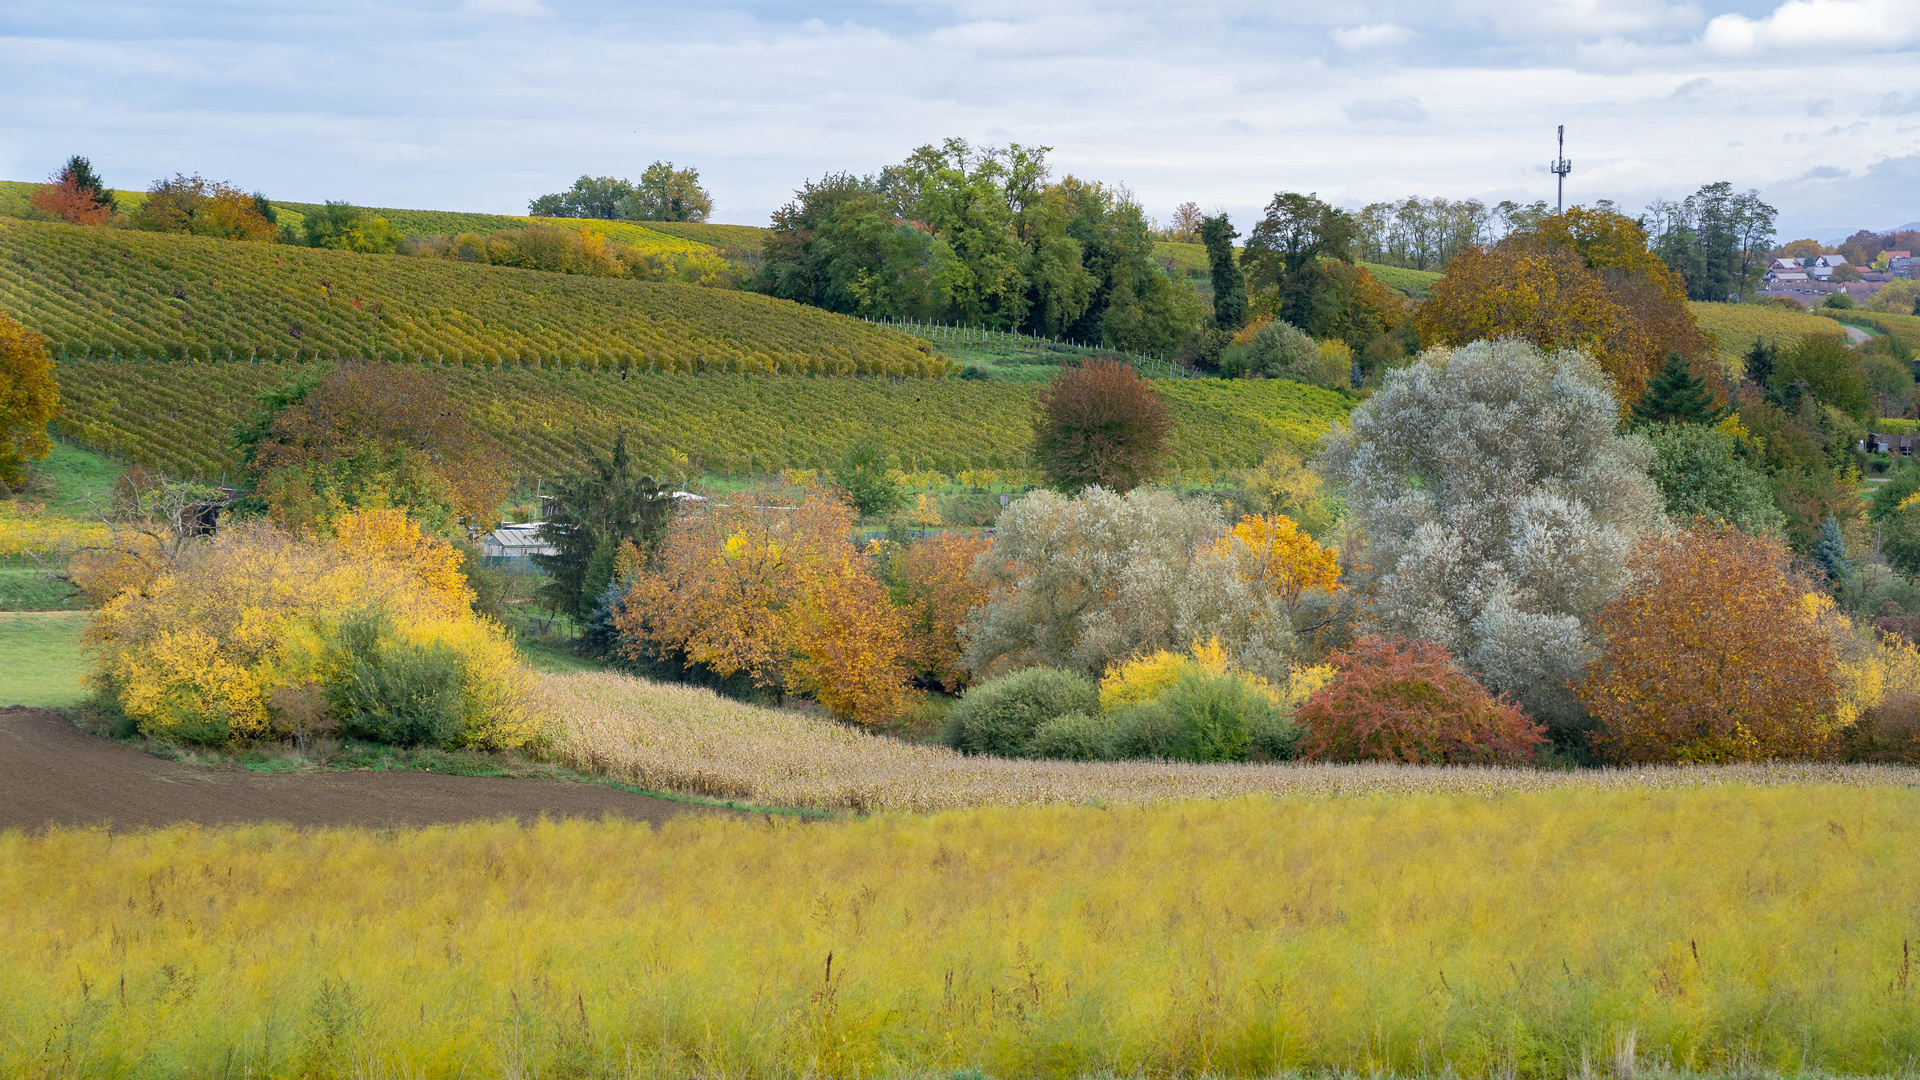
[4,0,1919,241]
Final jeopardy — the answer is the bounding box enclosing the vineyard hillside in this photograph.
[0,219,945,375]
[1687,301,1848,374]
[54,360,1354,483]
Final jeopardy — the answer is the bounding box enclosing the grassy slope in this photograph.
[55,361,1352,480]
[4,787,1919,1075]
[1687,301,1849,373]
[0,611,88,705]
[0,219,939,374]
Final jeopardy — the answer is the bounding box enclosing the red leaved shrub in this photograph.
[1297,636,1545,765]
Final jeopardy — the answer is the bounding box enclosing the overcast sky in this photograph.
[4,0,1918,240]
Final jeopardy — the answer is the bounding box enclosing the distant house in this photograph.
[1767,270,1810,284]
[1810,254,1849,280]
[1867,432,1920,457]
[1770,257,1805,271]
[1888,251,1912,260]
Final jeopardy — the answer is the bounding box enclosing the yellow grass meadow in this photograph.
[539,671,1920,813]
[3,786,1918,1078]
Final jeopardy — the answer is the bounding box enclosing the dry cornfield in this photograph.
[538,671,1920,813]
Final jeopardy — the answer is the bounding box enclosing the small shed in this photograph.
[1867,432,1920,457]
[480,522,558,573]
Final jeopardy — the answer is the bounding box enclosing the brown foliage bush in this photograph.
[1575,525,1841,764]
[1840,689,1920,764]
[1032,358,1170,493]
[1296,636,1545,765]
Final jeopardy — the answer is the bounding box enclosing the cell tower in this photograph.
[1549,124,1572,212]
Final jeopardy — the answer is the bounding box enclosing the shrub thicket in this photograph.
[942,667,1099,757]
[80,510,540,749]
[1297,637,1544,765]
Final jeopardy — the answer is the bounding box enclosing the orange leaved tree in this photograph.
[29,175,113,226]
[1297,636,1545,764]
[1417,208,1709,402]
[616,484,916,725]
[890,531,993,691]
[0,312,60,489]
[1575,525,1842,763]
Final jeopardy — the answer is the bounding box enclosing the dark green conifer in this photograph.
[1633,352,1731,426]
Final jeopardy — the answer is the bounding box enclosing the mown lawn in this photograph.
[0,611,88,706]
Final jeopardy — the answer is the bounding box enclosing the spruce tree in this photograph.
[1632,352,1731,426]
[1744,338,1775,388]
[57,155,115,212]
[1815,514,1851,584]
[1199,213,1247,331]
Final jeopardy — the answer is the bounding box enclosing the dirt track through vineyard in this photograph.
[0,706,721,832]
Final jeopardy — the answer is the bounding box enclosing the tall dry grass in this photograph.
[3,789,1918,1077]
[538,671,1920,812]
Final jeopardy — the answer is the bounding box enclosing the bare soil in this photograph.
[0,706,724,832]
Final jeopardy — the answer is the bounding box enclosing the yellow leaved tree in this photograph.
[1214,513,1340,613]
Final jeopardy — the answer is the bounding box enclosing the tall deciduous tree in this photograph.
[1575,526,1841,763]
[1241,192,1358,333]
[1318,338,1667,735]
[1416,207,1709,402]
[1643,183,1777,301]
[618,162,714,223]
[1032,358,1170,493]
[0,313,60,490]
[131,175,276,242]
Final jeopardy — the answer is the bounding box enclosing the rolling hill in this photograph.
[0,219,943,375]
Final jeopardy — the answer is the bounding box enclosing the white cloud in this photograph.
[1702,0,1920,55]
[1671,75,1714,97]
[1343,97,1430,123]
[1330,23,1413,49]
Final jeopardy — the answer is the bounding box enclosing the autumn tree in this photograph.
[615,484,915,725]
[240,363,506,535]
[29,156,114,226]
[0,312,60,490]
[1575,526,1841,763]
[301,202,404,254]
[1417,207,1709,402]
[1168,201,1204,244]
[1296,636,1545,765]
[1214,514,1339,614]
[1032,358,1170,493]
[888,531,993,690]
[131,174,276,242]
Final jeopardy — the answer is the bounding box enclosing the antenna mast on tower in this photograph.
[1549,125,1572,212]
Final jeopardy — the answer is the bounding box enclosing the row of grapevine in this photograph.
[1687,300,1847,370]
[51,361,1355,484]
[867,316,1199,379]
[0,220,950,377]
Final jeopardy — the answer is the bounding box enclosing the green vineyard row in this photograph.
[0,220,949,377]
[52,360,1355,483]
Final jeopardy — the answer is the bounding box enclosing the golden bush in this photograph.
[84,511,540,748]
